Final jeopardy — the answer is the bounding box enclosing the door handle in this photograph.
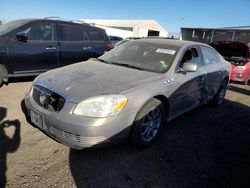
[83,46,92,50]
[46,47,57,50]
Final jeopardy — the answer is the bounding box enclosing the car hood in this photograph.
[210,41,250,65]
[35,60,163,103]
[210,41,249,58]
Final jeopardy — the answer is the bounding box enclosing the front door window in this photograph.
[22,22,54,41]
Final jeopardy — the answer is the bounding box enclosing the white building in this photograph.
[81,19,168,39]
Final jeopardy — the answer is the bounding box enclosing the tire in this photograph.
[0,64,8,86]
[211,80,228,106]
[130,98,165,147]
[245,74,250,85]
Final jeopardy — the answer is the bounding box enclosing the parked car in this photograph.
[109,35,123,45]
[24,39,230,150]
[210,41,250,85]
[0,18,114,85]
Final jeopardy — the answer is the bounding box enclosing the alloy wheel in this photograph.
[140,107,161,142]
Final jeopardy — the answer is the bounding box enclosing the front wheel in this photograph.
[211,80,228,106]
[130,98,165,147]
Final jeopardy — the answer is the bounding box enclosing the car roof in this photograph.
[7,19,38,25]
[136,38,208,48]
[13,18,89,26]
[11,18,105,32]
[137,38,208,47]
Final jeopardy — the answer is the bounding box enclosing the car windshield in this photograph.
[0,20,30,36]
[99,40,179,73]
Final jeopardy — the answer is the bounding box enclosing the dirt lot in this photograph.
[0,78,250,188]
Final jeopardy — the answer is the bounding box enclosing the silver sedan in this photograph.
[24,39,231,149]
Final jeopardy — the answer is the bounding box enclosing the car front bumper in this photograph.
[24,91,136,150]
[230,70,247,82]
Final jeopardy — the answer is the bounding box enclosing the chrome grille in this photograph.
[49,126,107,146]
[32,85,65,112]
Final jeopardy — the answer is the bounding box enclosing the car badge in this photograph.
[39,91,47,106]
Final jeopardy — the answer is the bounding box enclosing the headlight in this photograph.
[235,66,245,71]
[73,95,128,117]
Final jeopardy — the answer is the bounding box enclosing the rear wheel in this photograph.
[0,64,8,86]
[211,80,228,106]
[130,98,165,147]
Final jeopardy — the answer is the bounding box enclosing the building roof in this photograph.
[221,26,250,30]
[181,26,250,31]
[81,19,167,32]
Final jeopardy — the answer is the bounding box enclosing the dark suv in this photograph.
[0,18,114,85]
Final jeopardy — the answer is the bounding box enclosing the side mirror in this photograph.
[180,63,198,73]
[16,32,28,42]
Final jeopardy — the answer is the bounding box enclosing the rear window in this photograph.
[87,29,105,41]
[59,24,84,41]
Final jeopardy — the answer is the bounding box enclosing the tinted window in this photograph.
[201,46,219,65]
[87,30,105,41]
[22,22,54,41]
[59,24,83,41]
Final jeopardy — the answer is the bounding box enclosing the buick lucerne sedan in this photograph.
[24,39,231,149]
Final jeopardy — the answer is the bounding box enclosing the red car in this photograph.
[210,41,250,85]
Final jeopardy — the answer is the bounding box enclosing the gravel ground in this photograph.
[0,78,250,188]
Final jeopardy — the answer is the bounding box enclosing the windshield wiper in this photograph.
[97,59,144,70]
[109,62,145,70]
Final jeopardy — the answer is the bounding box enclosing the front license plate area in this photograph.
[30,110,43,130]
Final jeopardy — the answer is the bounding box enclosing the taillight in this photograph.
[106,43,114,50]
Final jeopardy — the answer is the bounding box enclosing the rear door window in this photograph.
[59,24,84,41]
[200,46,220,65]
